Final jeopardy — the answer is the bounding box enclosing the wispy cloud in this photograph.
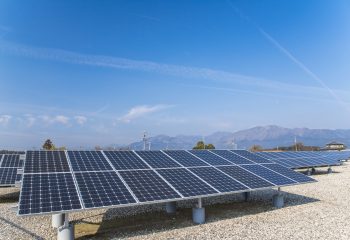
[74,116,87,125]
[0,115,12,126]
[118,104,174,123]
[226,0,350,111]
[40,115,70,125]
[24,114,36,127]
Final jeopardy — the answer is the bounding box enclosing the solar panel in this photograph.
[210,150,254,165]
[135,151,181,168]
[241,164,296,185]
[218,166,274,188]
[75,171,137,208]
[1,154,23,168]
[68,151,113,172]
[119,170,181,202]
[188,167,249,192]
[104,151,150,170]
[157,168,218,197]
[262,164,316,183]
[24,151,70,173]
[189,150,234,166]
[163,150,209,167]
[18,173,82,215]
[231,150,272,163]
[0,168,18,186]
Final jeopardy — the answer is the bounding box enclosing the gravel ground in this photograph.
[0,164,349,240]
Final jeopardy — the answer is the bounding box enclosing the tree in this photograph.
[42,139,55,150]
[192,141,215,149]
[250,145,263,152]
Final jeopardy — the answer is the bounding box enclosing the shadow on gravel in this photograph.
[75,189,319,239]
[0,216,45,240]
[0,188,20,203]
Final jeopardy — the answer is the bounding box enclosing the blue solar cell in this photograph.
[189,150,233,166]
[218,166,274,188]
[241,164,296,185]
[68,151,113,172]
[104,151,150,170]
[157,168,217,197]
[18,173,82,215]
[211,150,254,165]
[75,171,136,208]
[119,170,181,202]
[188,167,249,193]
[231,150,272,163]
[24,151,70,173]
[262,164,316,183]
[1,154,22,168]
[135,151,181,168]
[163,150,209,167]
[0,168,18,185]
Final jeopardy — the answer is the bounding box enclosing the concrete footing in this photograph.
[57,223,74,240]
[52,213,65,228]
[192,207,205,224]
[243,192,250,202]
[273,193,284,208]
[165,201,176,214]
[327,167,332,174]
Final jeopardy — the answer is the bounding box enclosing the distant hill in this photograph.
[126,125,350,150]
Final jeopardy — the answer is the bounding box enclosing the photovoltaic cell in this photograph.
[211,150,254,165]
[163,150,209,167]
[119,170,181,202]
[0,168,18,185]
[157,168,217,197]
[24,151,70,173]
[135,151,181,168]
[262,164,316,183]
[75,171,136,208]
[18,173,82,215]
[189,150,233,166]
[1,154,23,168]
[231,150,272,163]
[218,166,274,188]
[188,167,249,192]
[68,151,113,172]
[104,151,150,170]
[241,164,296,185]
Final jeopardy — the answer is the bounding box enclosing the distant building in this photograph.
[324,141,346,151]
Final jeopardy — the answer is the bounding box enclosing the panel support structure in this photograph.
[327,167,332,174]
[52,213,65,228]
[272,188,284,208]
[165,201,177,214]
[192,198,205,224]
[57,214,74,240]
[243,192,250,202]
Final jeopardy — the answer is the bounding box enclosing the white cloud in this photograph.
[118,105,173,123]
[24,114,36,127]
[0,115,12,125]
[74,116,87,125]
[39,115,70,125]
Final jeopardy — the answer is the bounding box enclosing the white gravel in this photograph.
[0,164,349,240]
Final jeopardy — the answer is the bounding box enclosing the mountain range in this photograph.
[126,125,350,150]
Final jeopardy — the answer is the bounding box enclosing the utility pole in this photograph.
[143,131,148,151]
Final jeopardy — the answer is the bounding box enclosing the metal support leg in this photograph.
[52,213,65,228]
[243,192,250,202]
[306,168,311,176]
[57,214,74,240]
[311,167,316,174]
[165,201,176,214]
[192,198,205,224]
[273,188,284,208]
[327,167,332,174]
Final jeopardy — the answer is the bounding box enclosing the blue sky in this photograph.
[0,0,350,149]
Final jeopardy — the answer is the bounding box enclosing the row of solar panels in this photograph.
[256,151,350,169]
[18,150,315,216]
[0,154,23,186]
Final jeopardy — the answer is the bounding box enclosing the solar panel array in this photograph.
[0,154,24,186]
[18,150,316,216]
[256,151,349,169]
